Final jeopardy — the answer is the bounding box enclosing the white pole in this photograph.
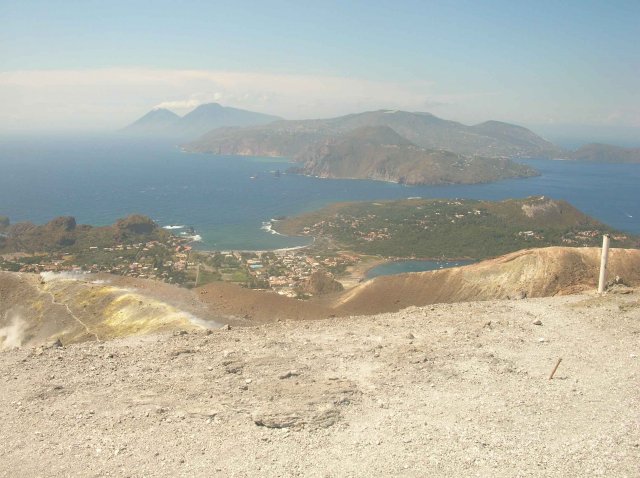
[597,234,610,294]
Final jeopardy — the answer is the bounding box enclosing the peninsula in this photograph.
[273,196,637,259]
[0,215,195,283]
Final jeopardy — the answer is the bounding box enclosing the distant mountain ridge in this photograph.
[567,143,640,163]
[183,109,554,185]
[122,103,282,139]
[186,109,563,159]
[126,108,181,135]
[125,106,638,165]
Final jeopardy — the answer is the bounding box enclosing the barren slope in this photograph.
[0,272,220,348]
[2,247,639,349]
[335,247,640,315]
[1,292,638,477]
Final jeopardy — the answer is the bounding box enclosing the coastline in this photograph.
[339,255,387,288]
[192,238,316,255]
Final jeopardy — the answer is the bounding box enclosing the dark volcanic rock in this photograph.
[46,217,76,232]
[302,271,344,295]
[115,215,157,235]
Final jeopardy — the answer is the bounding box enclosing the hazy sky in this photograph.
[1,0,638,143]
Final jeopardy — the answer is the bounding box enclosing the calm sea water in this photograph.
[0,135,639,251]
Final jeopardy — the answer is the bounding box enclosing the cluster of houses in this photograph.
[230,249,356,295]
[1,237,194,284]
[1,230,365,293]
[518,230,545,240]
[296,206,489,244]
[562,230,628,245]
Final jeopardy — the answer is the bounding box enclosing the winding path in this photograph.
[40,286,101,342]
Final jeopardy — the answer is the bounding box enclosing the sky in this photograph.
[0,0,638,145]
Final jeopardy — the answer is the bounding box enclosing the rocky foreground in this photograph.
[1,292,638,477]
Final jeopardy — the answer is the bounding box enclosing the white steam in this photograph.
[184,312,222,330]
[0,311,29,349]
[40,271,90,283]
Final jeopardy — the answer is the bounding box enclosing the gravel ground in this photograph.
[1,292,639,477]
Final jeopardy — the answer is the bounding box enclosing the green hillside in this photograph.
[274,196,638,259]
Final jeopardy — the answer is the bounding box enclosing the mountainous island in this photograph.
[184,109,558,184]
[287,125,536,185]
[186,109,562,159]
[122,105,639,176]
[122,103,281,139]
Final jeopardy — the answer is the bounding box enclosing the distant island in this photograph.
[288,125,537,185]
[122,105,639,170]
[184,109,552,185]
[122,102,281,139]
[180,108,636,185]
[566,143,640,163]
[185,109,562,159]
[273,196,638,259]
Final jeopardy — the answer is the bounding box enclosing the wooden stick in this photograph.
[597,234,610,294]
[549,357,563,379]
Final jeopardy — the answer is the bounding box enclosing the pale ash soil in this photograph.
[1,293,639,477]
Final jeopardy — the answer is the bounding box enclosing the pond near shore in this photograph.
[365,259,476,279]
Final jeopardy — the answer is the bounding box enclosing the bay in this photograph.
[0,135,638,251]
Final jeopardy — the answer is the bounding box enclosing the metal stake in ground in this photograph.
[597,234,610,294]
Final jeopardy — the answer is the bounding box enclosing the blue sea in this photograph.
[366,260,476,279]
[1,135,639,252]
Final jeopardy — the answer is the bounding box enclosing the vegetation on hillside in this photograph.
[290,125,537,185]
[0,214,169,253]
[0,215,193,284]
[274,196,638,259]
[187,109,562,159]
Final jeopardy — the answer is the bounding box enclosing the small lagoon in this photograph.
[366,260,476,279]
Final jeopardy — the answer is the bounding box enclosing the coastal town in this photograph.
[0,235,194,284]
[0,213,364,296]
[2,197,636,297]
[0,231,360,296]
[188,247,359,296]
